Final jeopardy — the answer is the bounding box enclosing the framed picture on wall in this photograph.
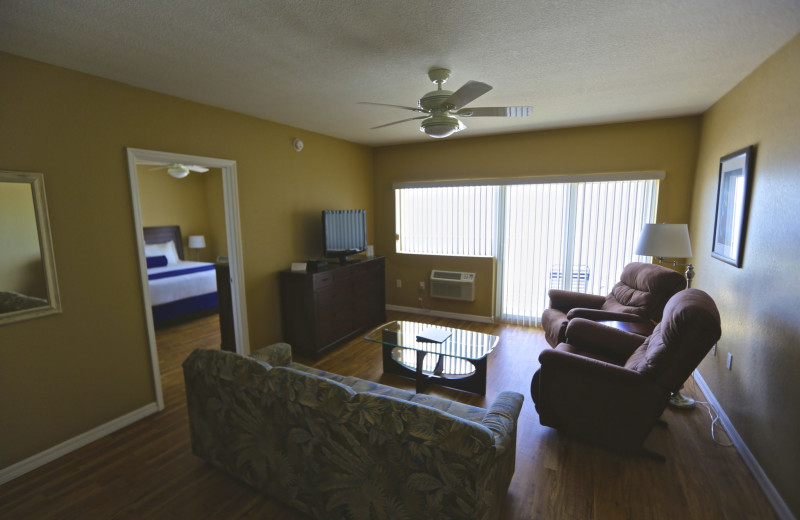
[711,145,755,267]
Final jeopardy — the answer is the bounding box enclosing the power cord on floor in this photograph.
[692,399,735,447]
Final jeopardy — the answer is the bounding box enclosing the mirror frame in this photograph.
[0,170,62,325]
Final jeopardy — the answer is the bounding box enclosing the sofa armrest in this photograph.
[565,308,649,322]
[564,318,645,361]
[250,342,293,367]
[548,290,606,313]
[481,391,523,455]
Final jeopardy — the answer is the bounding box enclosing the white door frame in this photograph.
[126,148,250,410]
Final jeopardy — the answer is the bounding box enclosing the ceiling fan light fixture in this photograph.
[167,164,190,178]
[421,114,463,138]
[421,124,456,138]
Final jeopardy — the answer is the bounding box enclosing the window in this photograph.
[395,185,498,256]
[394,174,661,325]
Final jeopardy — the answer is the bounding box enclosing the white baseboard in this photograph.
[385,304,495,324]
[0,402,159,485]
[693,370,795,520]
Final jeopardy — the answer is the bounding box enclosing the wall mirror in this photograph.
[0,170,61,325]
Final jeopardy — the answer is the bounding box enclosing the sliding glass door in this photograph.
[498,179,658,326]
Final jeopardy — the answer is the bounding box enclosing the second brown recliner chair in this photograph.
[541,262,687,347]
[531,288,722,458]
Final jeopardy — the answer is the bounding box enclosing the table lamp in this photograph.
[188,235,206,261]
[635,223,694,288]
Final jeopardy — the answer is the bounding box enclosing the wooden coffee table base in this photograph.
[381,345,488,395]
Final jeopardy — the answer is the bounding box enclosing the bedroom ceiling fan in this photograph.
[142,162,210,179]
[359,68,533,138]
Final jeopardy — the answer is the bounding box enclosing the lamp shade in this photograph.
[635,224,692,258]
[188,235,206,249]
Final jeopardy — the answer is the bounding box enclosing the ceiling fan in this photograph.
[359,68,533,138]
[142,162,210,179]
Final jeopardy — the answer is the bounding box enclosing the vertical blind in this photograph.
[395,176,660,326]
[499,179,659,326]
[395,186,498,256]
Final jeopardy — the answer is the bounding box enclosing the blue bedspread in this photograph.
[148,263,215,281]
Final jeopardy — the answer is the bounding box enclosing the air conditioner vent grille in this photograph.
[429,270,476,302]
[432,271,462,280]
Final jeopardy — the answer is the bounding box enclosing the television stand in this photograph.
[279,256,386,358]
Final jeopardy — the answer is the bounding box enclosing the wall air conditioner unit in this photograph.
[429,270,476,302]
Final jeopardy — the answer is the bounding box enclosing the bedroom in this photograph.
[136,163,227,329]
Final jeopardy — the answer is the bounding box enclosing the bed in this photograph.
[143,225,218,325]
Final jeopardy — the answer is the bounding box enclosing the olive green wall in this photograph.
[373,116,701,318]
[136,166,225,262]
[689,34,800,518]
[0,182,45,297]
[0,52,373,469]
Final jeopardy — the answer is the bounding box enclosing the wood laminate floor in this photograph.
[0,312,778,519]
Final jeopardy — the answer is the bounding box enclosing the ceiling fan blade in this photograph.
[371,116,428,129]
[186,165,209,172]
[358,102,427,114]
[456,106,533,117]
[443,81,492,110]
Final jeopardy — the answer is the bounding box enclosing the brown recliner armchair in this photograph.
[541,262,687,347]
[531,289,721,457]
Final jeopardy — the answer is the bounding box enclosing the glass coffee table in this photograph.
[364,320,499,395]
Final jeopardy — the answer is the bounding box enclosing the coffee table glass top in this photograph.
[364,320,499,361]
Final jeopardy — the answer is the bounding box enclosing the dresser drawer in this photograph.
[312,272,335,291]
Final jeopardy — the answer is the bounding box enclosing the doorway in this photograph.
[126,148,249,410]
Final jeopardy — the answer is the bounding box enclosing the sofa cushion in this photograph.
[288,360,489,423]
[351,393,494,456]
[410,393,488,423]
[288,363,417,401]
[269,366,356,417]
[341,376,416,401]
[287,362,350,383]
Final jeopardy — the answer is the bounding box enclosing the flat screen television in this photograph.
[322,209,367,264]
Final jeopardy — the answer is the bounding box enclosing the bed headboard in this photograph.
[143,225,185,260]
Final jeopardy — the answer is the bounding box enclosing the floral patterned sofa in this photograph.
[183,343,524,520]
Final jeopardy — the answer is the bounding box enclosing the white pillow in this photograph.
[144,240,180,265]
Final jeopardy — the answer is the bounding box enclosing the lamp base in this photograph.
[669,391,696,410]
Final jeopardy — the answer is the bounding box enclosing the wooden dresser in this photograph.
[279,256,386,358]
[214,262,236,352]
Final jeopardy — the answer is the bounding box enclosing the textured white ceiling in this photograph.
[1,0,798,146]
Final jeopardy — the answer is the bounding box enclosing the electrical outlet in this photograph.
[418,281,425,291]
[726,352,733,371]
[396,279,402,288]
[712,343,717,356]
